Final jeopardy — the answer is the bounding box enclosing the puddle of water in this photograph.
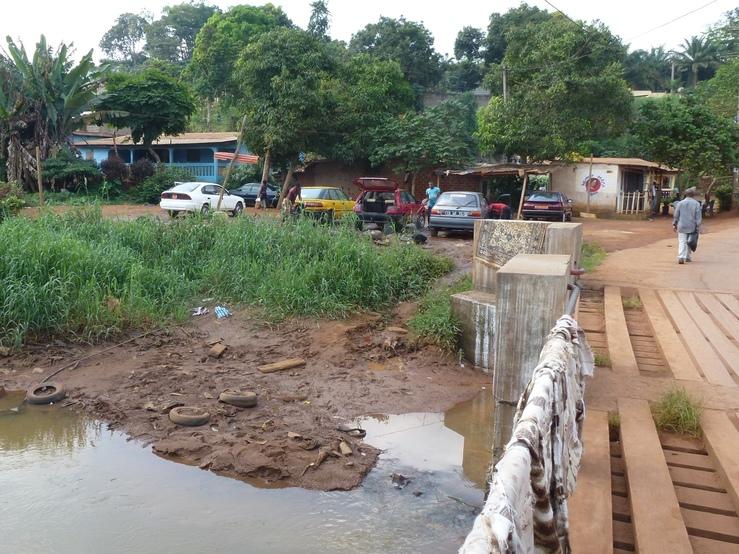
[0,389,493,553]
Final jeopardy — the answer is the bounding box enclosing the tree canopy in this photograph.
[477,15,632,161]
[187,4,292,101]
[146,2,219,65]
[484,3,550,65]
[307,0,330,40]
[100,68,195,160]
[99,13,151,67]
[349,17,442,94]
[455,27,485,61]
[624,47,672,92]
[698,59,739,119]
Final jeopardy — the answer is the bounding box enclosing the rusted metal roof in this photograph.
[81,132,238,147]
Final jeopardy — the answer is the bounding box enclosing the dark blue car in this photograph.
[230,182,279,207]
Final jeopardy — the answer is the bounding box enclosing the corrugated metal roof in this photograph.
[81,132,238,147]
[439,157,678,176]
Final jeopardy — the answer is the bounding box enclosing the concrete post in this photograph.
[491,254,571,464]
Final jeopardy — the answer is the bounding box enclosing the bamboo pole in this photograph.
[35,146,44,207]
[216,115,248,211]
[516,173,528,220]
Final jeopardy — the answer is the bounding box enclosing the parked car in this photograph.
[160,182,244,218]
[230,182,279,207]
[352,177,424,231]
[428,191,490,236]
[521,191,573,221]
[295,186,355,222]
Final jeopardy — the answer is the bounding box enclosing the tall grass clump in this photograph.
[652,387,703,437]
[581,242,606,272]
[0,208,451,347]
[408,275,471,351]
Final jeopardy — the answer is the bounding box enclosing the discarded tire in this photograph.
[219,390,257,408]
[168,406,210,426]
[26,382,66,405]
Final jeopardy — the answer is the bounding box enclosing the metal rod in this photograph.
[565,282,582,316]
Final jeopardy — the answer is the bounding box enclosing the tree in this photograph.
[146,2,219,65]
[484,3,550,65]
[455,26,484,61]
[441,60,483,92]
[349,17,442,94]
[624,47,672,91]
[678,36,720,87]
[99,12,151,67]
[0,36,106,187]
[371,96,478,195]
[477,15,632,161]
[234,28,336,194]
[100,68,195,161]
[187,4,292,103]
[698,59,739,119]
[707,8,738,60]
[307,0,330,39]
[633,93,738,189]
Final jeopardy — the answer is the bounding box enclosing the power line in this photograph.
[627,0,722,42]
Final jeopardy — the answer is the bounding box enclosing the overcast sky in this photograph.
[1,0,734,60]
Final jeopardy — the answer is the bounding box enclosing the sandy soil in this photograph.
[2,304,489,491]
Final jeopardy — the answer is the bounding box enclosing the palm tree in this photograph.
[678,36,720,87]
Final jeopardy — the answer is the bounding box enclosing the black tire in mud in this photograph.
[26,382,66,405]
[218,390,258,408]
[168,406,211,426]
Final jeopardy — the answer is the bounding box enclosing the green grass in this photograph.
[652,387,703,437]
[622,295,643,310]
[408,275,472,351]
[0,208,452,347]
[581,242,607,272]
[594,352,611,367]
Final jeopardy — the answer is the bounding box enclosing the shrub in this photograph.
[581,242,607,272]
[652,387,702,436]
[97,180,123,200]
[0,210,451,346]
[622,296,642,310]
[43,149,102,192]
[715,184,733,212]
[408,275,470,351]
[130,158,155,184]
[594,352,611,367]
[230,164,270,186]
[130,165,194,204]
[0,182,24,220]
[99,156,129,183]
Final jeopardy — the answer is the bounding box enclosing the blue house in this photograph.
[75,132,252,183]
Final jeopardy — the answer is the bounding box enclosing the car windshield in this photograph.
[301,189,323,199]
[528,192,559,201]
[435,193,478,207]
[171,183,200,192]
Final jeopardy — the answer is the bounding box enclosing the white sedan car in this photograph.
[160,182,244,218]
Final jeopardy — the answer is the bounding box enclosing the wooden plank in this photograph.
[660,432,707,454]
[618,397,692,553]
[658,290,735,387]
[670,466,727,493]
[717,294,739,319]
[570,410,613,554]
[663,450,716,471]
[702,410,739,512]
[612,494,631,518]
[257,358,306,373]
[679,292,739,379]
[675,486,737,515]
[604,287,640,376]
[697,293,739,343]
[682,507,739,541]
[639,288,702,382]
[612,474,628,496]
[690,535,739,553]
[612,519,635,549]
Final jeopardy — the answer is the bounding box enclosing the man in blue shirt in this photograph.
[425,181,441,227]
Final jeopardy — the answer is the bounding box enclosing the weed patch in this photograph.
[0,209,451,347]
[622,295,642,310]
[652,387,702,437]
[409,275,471,351]
[594,352,611,367]
[581,242,607,272]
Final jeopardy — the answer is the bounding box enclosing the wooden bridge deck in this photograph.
[571,287,739,553]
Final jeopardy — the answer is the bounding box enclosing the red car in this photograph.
[352,177,424,231]
[522,191,573,221]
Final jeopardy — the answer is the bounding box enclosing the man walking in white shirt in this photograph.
[672,187,702,264]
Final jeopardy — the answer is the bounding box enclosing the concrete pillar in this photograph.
[544,222,583,275]
[451,290,496,372]
[491,253,571,463]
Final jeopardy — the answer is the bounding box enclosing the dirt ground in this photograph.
[2,303,489,491]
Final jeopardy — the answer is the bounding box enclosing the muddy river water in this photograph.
[0,389,492,553]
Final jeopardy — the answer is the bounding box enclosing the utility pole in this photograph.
[502,66,509,103]
[670,60,676,93]
[586,154,593,214]
[216,114,247,212]
[35,146,44,207]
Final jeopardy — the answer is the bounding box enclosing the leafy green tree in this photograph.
[633,93,738,189]
[678,36,720,87]
[234,27,335,193]
[699,59,739,119]
[187,4,292,102]
[707,8,738,60]
[146,2,219,65]
[349,17,442,94]
[477,15,632,161]
[624,47,672,91]
[455,26,484,61]
[42,148,101,191]
[441,60,483,92]
[307,0,330,39]
[370,96,478,195]
[100,68,195,161]
[484,3,550,65]
[99,12,151,67]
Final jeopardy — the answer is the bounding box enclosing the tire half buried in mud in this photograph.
[26,382,66,405]
[218,390,257,408]
[168,406,210,426]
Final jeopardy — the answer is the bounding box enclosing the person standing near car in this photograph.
[257,180,268,210]
[672,187,701,264]
[649,181,659,217]
[425,181,441,226]
[281,180,302,219]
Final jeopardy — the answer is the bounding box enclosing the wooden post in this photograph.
[586,155,593,214]
[515,172,528,220]
[216,115,247,211]
[35,146,44,207]
[502,66,508,103]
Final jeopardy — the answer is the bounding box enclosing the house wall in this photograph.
[550,163,621,212]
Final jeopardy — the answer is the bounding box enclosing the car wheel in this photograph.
[168,210,179,219]
[201,204,210,216]
[26,382,66,405]
[231,202,243,217]
[566,212,572,222]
